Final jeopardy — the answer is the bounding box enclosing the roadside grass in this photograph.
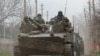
[89,51,100,56]
[0,50,13,56]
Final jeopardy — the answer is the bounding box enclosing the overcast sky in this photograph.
[30,0,88,21]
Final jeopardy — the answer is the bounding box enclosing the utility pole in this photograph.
[78,19,80,34]
[3,22,5,39]
[72,16,75,56]
[89,0,91,20]
[92,0,96,51]
[47,11,48,22]
[64,0,67,15]
[88,0,94,51]
[92,0,96,19]
[41,4,43,17]
[35,0,38,16]
[24,0,26,16]
[84,8,87,22]
[73,16,75,32]
[84,8,89,36]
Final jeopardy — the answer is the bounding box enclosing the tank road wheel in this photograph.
[64,44,72,56]
[63,43,82,56]
[73,50,80,56]
[73,44,84,56]
[73,50,83,56]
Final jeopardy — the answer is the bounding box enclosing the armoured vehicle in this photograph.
[14,17,84,56]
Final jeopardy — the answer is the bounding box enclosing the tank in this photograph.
[14,17,84,56]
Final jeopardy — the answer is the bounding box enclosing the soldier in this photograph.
[33,14,47,32]
[63,18,72,32]
[50,11,72,32]
[20,16,35,33]
[34,14,45,24]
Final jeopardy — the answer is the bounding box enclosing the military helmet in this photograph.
[24,16,29,23]
[58,11,63,16]
[37,14,41,16]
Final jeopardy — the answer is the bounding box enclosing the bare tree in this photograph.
[88,0,100,51]
[0,0,23,23]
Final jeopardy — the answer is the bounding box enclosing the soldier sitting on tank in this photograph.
[34,14,45,24]
[20,16,36,33]
[19,15,46,34]
[33,14,47,32]
[50,11,72,32]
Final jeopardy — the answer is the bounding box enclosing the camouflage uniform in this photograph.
[62,17,72,32]
[20,16,36,33]
[34,14,45,24]
[50,11,72,32]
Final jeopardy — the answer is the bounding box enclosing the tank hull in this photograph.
[18,36,65,55]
